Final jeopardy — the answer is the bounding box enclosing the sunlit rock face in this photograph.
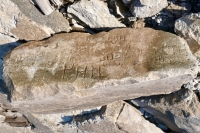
[130,0,168,18]
[0,0,71,41]
[175,12,200,57]
[3,28,197,101]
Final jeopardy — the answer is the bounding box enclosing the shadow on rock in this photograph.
[0,41,24,101]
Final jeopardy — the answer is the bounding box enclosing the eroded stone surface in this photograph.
[130,0,168,18]
[11,74,193,114]
[3,28,197,101]
[67,0,125,29]
[175,12,200,57]
[0,93,53,132]
[0,0,71,41]
[0,0,20,37]
[34,101,162,133]
[134,88,200,133]
[106,101,163,133]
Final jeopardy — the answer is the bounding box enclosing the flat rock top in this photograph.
[3,28,197,100]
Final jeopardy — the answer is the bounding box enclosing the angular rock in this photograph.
[0,0,71,41]
[54,101,163,133]
[0,0,20,37]
[3,28,197,101]
[132,99,183,132]
[0,93,53,132]
[133,88,200,133]
[106,101,163,133]
[67,0,125,29]
[130,0,168,18]
[175,12,200,57]
[34,0,55,15]
[166,3,191,18]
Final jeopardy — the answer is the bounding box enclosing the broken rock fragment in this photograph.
[134,88,200,133]
[130,0,168,18]
[67,0,125,29]
[175,12,200,57]
[3,28,197,101]
[106,101,163,133]
[0,0,71,41]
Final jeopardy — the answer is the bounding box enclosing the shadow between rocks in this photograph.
[0,40,24,101]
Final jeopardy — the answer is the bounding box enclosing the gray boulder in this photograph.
[67,0,125,29]
[175,12,200,57]
[130,0,168,18]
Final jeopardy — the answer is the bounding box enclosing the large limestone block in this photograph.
[67,0,125,29]
[0,0,71,41]
[175,12,200,57]
[3,28,197,101]
[130,0,168,18]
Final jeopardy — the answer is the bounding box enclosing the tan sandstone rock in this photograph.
[0,0,71,41]
[3,28,197,101]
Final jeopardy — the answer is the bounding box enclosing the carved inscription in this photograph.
[107,34,126,44]
[152,45,189,64]
[6,28,196,87]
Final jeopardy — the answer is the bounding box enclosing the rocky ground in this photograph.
[0,0,200,133]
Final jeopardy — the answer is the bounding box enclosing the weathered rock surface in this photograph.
[132,99,183,132]
[3,28,197,101]
[11,74,193,114]
[0,97,30,127]
[0,93,53,132]
[175,12,200,57]
[133,88,200,133]
[106,101,163,133]
[0,0,71,41]
[35,101,163,133]
[67,0,125,29]
[0,123,33,133]
[130,0,168,18]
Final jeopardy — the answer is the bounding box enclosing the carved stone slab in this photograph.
[3,28,197,101]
